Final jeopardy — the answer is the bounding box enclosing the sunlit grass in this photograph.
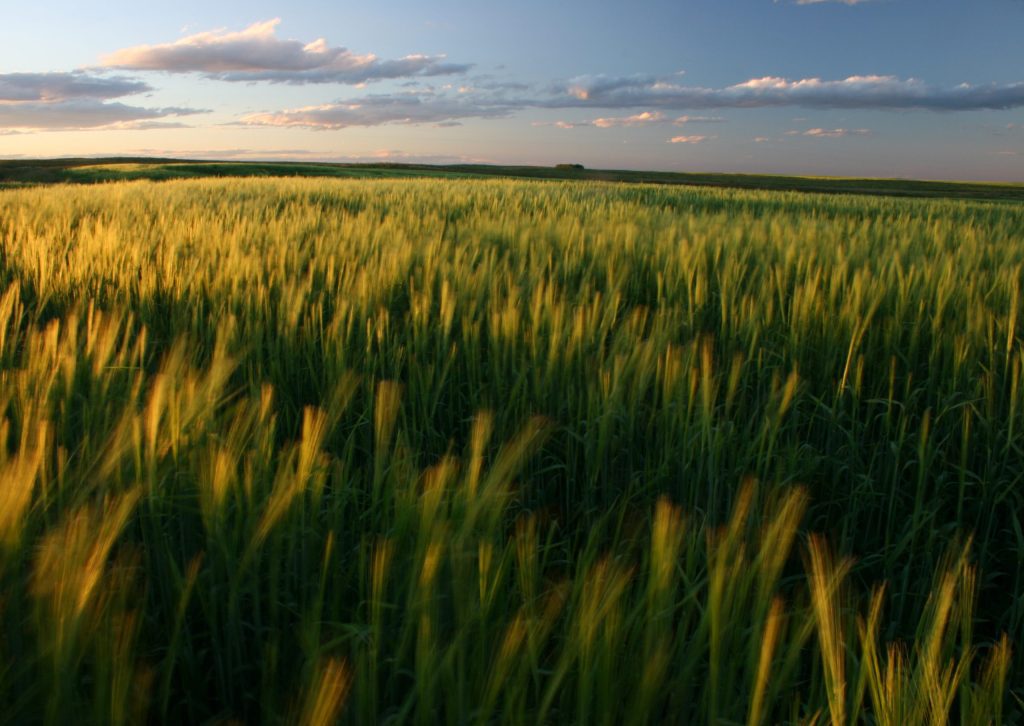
[0,176,1020,722]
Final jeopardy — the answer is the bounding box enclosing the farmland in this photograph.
[0,175,1022,723]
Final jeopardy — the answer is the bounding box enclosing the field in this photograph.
[0,175,1022,723]
[3,158,1024,202]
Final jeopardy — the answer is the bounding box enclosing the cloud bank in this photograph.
[0,72,151,102]
[238,93,511,130]
[234,69,1024,134]
[549,74,1024,111]
[8,21,1024,139]
[102,19,471,85]
[0,101,200,131]
[0,71,201,132]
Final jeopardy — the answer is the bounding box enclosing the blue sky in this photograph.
[2,0,1022,179]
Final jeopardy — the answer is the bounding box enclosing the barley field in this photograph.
[0,177,1021,724]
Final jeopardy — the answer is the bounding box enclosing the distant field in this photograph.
[0,158,485,186]
[0,177,1022,723]
[3,156,1023,202]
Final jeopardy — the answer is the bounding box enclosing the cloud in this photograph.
[105,120,194,130]
[535,111,725,129]
[535,111,667,128]
[237,93,510,130]
[0,70,201,132]
[668,135,713,144]
[101,18,471,85]
[219,65,1024,138]
[0,72,150,102]
[0,100,202,132]
[592,111,666,127]
[792,0,873,4]
[547,74,1024,111]
[674,115,725,124]
[227,67,1024,138]
[532,120,581,129]
[790,127,870,138]
[561,74,662,101]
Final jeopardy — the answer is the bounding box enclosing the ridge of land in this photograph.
[2,157,1022,202]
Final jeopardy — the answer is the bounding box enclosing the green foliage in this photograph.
[0,177,1020,723]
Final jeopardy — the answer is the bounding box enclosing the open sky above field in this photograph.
[1,0,1022,180]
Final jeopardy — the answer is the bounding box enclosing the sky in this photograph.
[1,0,1023,180]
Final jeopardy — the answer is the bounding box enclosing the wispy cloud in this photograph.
[105,120,194,131]
[0,100,201,132]
[592,111,665,127]
[534,111,666,128]
[787,127,870,138]
[0,72,150,102]
[237,93,510,130]
[101,18,471,85]
[0,71,201,132]
[531,120,582,129]
[668,135,714,144]
[548,74,1024,111]
[674,115,725,124]
[535,111,724,129]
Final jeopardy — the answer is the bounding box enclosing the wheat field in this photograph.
[0,177,1021,724]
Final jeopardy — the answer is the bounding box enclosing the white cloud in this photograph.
[668,135,713,144]
[101,18,471,85]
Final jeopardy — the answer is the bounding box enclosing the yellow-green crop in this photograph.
[0,177,1020,723]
